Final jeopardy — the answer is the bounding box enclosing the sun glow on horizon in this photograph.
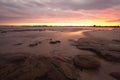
[1,21,119,26]
[0,17,120,26]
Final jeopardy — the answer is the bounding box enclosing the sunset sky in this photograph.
[0,0,120,26]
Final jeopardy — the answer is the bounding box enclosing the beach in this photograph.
[0,27,120,80]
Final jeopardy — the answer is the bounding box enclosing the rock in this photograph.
[49,40,61,44]
[28,41,42,47]
[59,62,78,80]
[35,75,48,80]
[51,59,78,80]
[0,53,80,80]
[73,55,100,70]
[103,53,120,62]
[15,60,50,80]
[38,41,42,44]
[29,43,38,47]
[0,55,51,80]
[90,50,120,63]
[112,39,120,43]
[72,38,120,63]
[1,31,7,33]
[47,67,69,80]
[110,72,120,80]
[9,56,27,64]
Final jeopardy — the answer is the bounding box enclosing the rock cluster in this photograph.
[72,38,120,63]
[0,53,101,80]
[73,55,100,70]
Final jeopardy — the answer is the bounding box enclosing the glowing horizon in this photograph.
[1,20,119,26]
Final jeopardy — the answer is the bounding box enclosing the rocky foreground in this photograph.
[0,53,101,80]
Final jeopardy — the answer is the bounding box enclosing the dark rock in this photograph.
[28,41,42,47]
[38,41,42,44]
[47,67,69,80]
[49,40,61,44]
[59,62,78,80]
[73,55,100,70]
[35,75,49,80]
[49,38,52,40]
[112,40,120,43]
[1,31,7,33]
[0,55,51,80]
[0,53,79,80]
[51,59,78,80]
[103,53,120,62]
[110,72,120,80]
[15,60,50,80]
[9,56,27,64]
[29,43,38,47]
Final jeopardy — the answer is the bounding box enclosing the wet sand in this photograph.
[0,27,120,80]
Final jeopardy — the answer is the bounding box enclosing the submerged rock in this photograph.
[73,55,100,70]
[28,41,42,47]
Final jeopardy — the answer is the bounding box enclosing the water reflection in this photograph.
[0,27,116,55]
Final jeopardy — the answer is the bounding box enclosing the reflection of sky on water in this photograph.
[0,27,115,56]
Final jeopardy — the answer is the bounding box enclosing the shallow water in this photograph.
[0,27,114,56]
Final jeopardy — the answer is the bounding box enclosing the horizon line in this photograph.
[0,25,120,27]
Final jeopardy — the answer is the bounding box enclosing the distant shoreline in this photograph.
[0,25,120,28]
